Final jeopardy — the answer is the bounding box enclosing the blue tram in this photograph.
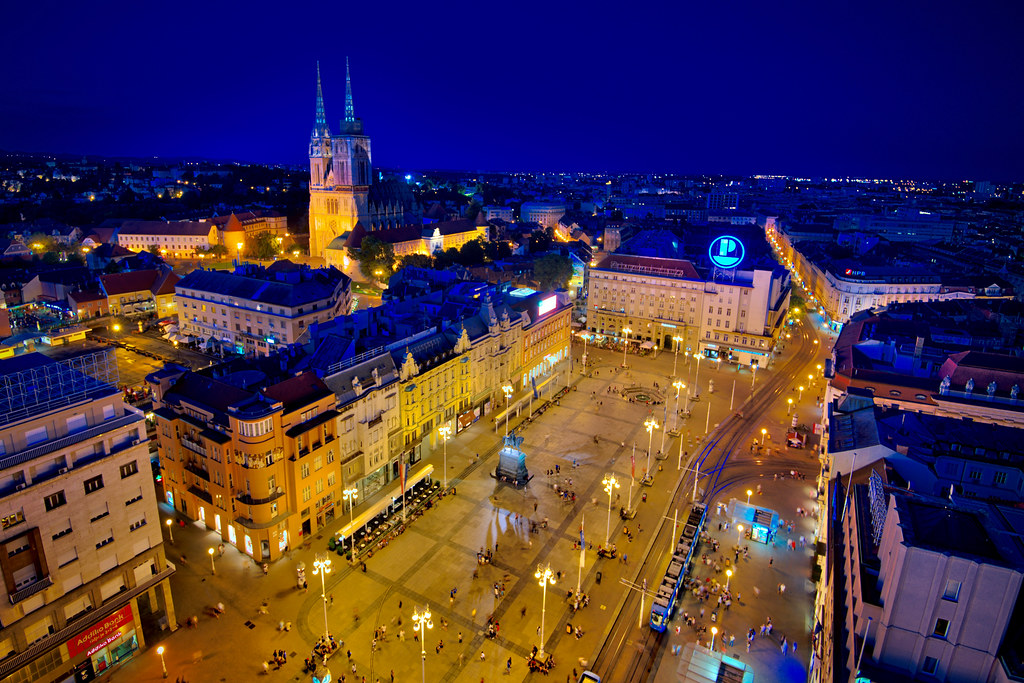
[649,502,707,631]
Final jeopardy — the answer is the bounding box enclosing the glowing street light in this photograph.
[438,424,451,489]
[726,568,733,591]
[342,487,358,553]
[672,380,685,423]
[711,626,718,651]
[312,554,332,660]
[165,518,174,544]
[581,332,591,374]
[621,327,632,367]
[787,398,793,414]
[412,607,433,683]
[602,474,620,545]
[737,523,745,545]
[746,489,753,505]
[208,547,215,574]
[692,352,703,397]
[157,645,167,678]
[798,385,805,401]
[236,242,243,259]
[502,383,513,436]
[644,417,659,479]
[535,564,556,658]
[760,428,767,445]
[671,335,684,377]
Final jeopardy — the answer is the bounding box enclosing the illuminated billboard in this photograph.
[537,295,557,317]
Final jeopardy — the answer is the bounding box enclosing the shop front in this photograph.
[730,500,779,545]
[64,605,139,681]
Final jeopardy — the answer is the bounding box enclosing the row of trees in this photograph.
[353,236,573,291]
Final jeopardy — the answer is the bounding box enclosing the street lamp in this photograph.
[157,645,167,678]
[502,383,513,436]
[621,328,632,367]
[644,417,659,479]
[602,474,620,545]
[746,489,752,505]
[581,333,590,374]
[672,380,685,424]
[817,363,823,375]
[412,607,433,683]
[693,352,702,397]
[760,428,767,445]
[751,363,758,389]
[726,568,733,591]
[438,424,451,489]
[208,547,215,574]
[236,242,243,259]
[312,554,331,660]
[535,564,556,658]
[671,335,684,377]
[787,398,793,414]
[710,626,718,651]
[798,385,805,401]
[737,523,745,545]
[166,518,174,544]
[342,487,358,553]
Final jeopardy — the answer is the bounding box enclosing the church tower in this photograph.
[308,58,372,262]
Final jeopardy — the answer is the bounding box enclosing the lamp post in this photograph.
[671,335,684,377]
[726,568,733,591]
[787,398,793,414]
[412,607,433,683]
[208,547,215,575]
[157,645,167,678]
[535,564,556,658]
[746,489,753,505]
[313,554,331,660]
[166,518,174,544]
[644,417,659,480]
[672,380,685,429]
[621,328,632,367]
[751,363,758,389]
[737,524,744,545]
[817,363,823,376]
[236,242,243,260]
[693,352,702,397]
[581,333,590,375]
[502,383,513,436]
[602,474,620,545]
[760,428,767,445]
[710,626,718,651]
[798,385,805,402]
[438,425,451,489]
[342,487,358,553]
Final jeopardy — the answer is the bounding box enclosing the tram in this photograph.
[649,502,707,631]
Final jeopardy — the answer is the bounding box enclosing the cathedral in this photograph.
[307,60,487,277]
[307,60,420,266]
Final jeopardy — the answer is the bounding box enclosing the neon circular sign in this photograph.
[708,235,745,269]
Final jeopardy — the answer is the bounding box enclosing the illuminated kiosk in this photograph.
[493,430,532,487]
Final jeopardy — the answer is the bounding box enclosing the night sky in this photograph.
[2,1,1022,179]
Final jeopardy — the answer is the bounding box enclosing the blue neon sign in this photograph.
[708,235,745,269]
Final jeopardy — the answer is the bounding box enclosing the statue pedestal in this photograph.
[494,432,531,488]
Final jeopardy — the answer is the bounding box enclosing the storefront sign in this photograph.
[709,235,745,269]
[67,605,135,659]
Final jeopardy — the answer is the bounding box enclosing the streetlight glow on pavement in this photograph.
[535,563,556,658]
[412,607,433,683]
[603,474,620,545]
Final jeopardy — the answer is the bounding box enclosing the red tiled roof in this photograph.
[68,289,107,304]
[262,372,333,413]
[99,270,161,296]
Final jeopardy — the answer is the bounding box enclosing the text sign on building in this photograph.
[67,605,135,659]
[708,235,745,269]
[537,295,557,317]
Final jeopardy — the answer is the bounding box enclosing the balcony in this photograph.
[235,488,285,506]
[0,412,143,472]
[8,576,52,605]
[187,485,213,504]
[181,436,207,457]
[184,461,210,482]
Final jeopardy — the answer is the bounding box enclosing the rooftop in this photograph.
[176,265,349,308]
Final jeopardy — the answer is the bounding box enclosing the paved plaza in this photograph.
[109,324,833,683]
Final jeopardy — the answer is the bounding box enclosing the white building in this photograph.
[484,205,514,222]
[114,220,219,257]
[520,202,566,229]
[0,352,175,683]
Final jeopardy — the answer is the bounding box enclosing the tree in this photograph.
[533,254,573,292]
[247,231,281,260]
[398,253,434,269]
[457,238,486,266]
[147,244,161,256]
[484,240,512,261]
[353,235,395,281]
[529,228,552,253]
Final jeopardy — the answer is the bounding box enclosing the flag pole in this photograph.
[628,443,635,509]
[577,513,585,596]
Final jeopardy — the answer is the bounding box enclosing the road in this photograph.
[590,314,827,682]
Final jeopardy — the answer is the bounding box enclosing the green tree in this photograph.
[457,239,486,266]
[484,240,512,261]
[147,244,161,256]
[353,235,395,281]
[246,231,281,260]
[533,254,573,291]
[398,253,434,269]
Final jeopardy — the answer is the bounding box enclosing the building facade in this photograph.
[99,269,179,319]
[0,352,175,683]
[114,221,218,257]
[175,263,352,356]
[520,202,566,229]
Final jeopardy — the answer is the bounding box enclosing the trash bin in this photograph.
[596,571,602,585]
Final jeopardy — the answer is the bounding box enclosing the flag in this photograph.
[579,515,585,546]
[631,444,636,479]
[531,376,539,399]
[400,461,408,496]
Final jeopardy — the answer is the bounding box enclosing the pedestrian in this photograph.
[458,631,463,643]
[506,657,513,674]
[768,556,773,567]
[330,594,334,606]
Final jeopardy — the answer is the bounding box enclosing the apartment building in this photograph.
[520,202,566,229]
[149,360,341,560]
[98,268,179,318]
[0,352,175,683]
[175,262,352,356]
[588,252,789,367]
[114,221,219,257]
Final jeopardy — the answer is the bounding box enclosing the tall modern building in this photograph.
[0,352,175,683]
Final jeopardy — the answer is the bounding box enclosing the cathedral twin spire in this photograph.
[312,57,359,141]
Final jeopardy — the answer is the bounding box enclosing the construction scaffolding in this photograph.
[0,350,120,427]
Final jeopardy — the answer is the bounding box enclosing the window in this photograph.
[84,475,104,494]
[301,463,310,478]
[327,451,335,464]
[327,472,336,487]
[933,618,949,638]
[968,469,982,481]
[120,461,139,479]
[995,472,1007,485]
[302,486,311,502]
[922,656,938,675]
[314,455,323,471]
[25,426,49,446]
[942,579,960,601]
[44,491,67,511]
[301,407,319,422]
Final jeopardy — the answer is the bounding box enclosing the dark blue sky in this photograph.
[2,1,1022,180]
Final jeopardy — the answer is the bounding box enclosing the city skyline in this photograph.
[2,1,1023,180]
